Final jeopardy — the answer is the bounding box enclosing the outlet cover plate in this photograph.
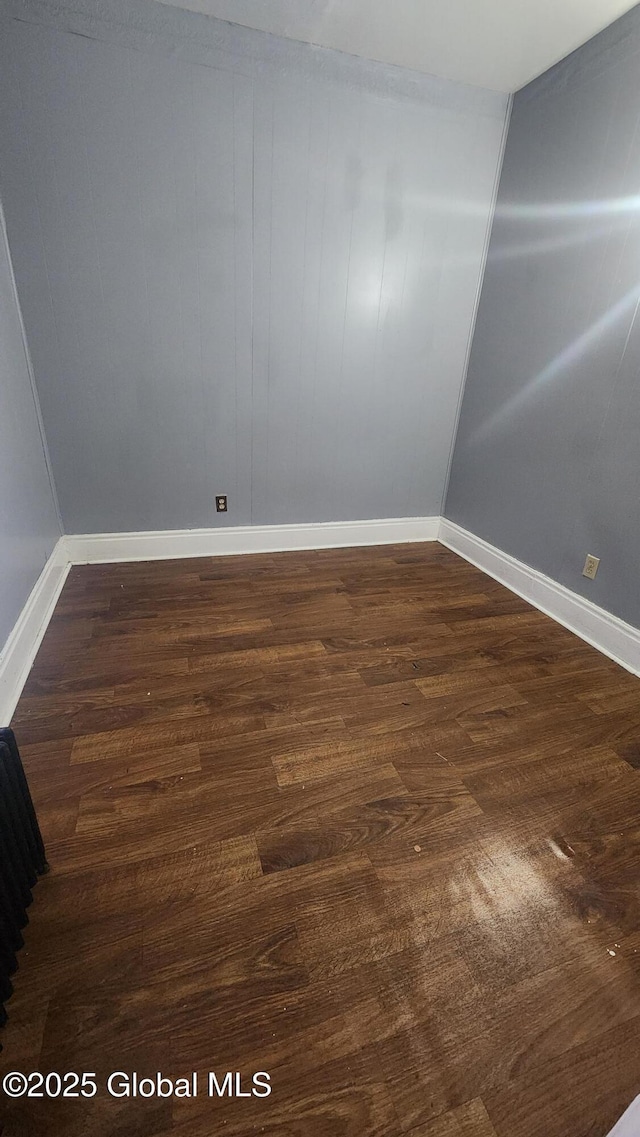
[583,554,600,580]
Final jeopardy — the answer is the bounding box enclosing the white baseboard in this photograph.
[64,516,441,564]
[0,538,71,724]
[439,518,640,677]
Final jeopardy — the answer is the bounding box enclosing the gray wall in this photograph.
[446,4,640,628]
[0,0,507,534]
[0,203,61,652]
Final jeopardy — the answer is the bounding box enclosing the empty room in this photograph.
[2,0,640,1134]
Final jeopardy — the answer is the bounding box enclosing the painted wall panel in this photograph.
[446,4,640,628]
[251,74,505,524]
[0,19,254,533]
[0,0,507,533]
[0,207,61,652]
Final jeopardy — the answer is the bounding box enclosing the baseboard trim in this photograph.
[64,516,441,564]
[439,518,640,677]
[0,538,71,724]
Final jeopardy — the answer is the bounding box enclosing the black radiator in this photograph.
[0,727,48,1037]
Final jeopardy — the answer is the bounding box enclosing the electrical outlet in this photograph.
[215,495,228,513]
[582,554,600,580]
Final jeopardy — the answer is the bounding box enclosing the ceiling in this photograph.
[156,0,637,93]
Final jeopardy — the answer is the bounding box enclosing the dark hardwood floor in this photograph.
[2,542,640,1137]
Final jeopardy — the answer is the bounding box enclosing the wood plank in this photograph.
[2,542,640,1137]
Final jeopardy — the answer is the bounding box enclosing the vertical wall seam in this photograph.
[439,91,514,518]
[249,67,256,525]
[0,195,64,537]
